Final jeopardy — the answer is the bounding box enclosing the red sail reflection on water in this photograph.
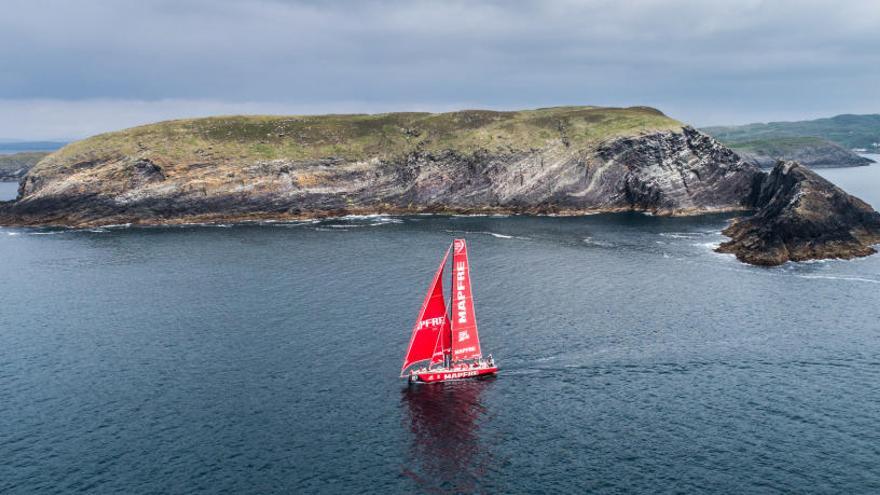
[401,380,496,492]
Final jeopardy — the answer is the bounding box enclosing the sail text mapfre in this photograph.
[450,239,482,360]
[400,246,451,374]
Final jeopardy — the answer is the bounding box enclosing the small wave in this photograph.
[320,215,403,228]
[796,275,880,285]
[444,229,529,240]
[582,236,615,247]
[264,220,320,227]
[369,217,403,225]
[449,212,512,218]
[338,214,395,221]
[660,232,710,239]
[29,231,70,236]
[693,241,721,249]
[795,258,833,265]
[6,232,20,236]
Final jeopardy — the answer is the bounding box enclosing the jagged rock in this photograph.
[717,161,880,265]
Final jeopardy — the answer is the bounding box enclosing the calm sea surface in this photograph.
[0,181,17,201]
[1,160,880,493]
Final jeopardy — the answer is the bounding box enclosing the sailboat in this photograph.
[401,238,498,383]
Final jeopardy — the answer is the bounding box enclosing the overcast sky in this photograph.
[2,0,879,140]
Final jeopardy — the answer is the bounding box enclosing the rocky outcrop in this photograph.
[717,161,880,265]
[0,123,761,227]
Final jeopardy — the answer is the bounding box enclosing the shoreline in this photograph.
[0,204,751,229]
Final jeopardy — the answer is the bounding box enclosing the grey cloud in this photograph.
[1,0,879,139]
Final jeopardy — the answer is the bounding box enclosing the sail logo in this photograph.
[454,240,465,254]
[458,330,470,342]
[418,316,445,330]
[455,261,468,324]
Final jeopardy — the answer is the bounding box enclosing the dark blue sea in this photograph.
[1,159,880,493]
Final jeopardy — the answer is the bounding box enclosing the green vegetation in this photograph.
[703,114,880,150]
[43,106,683,168]
[726,136,838,154]
[723,136,873,167]
[0,152,49,180]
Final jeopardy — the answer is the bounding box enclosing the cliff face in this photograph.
[0,107,761,227]
[717,161,880,265]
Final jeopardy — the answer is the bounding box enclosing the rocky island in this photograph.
[1,106,878,266]
[717,161,880,265]
[0,107,759,224]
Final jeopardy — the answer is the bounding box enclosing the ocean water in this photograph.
[0,181,17,201]
[815,154,880,209]
[1,164,880,493]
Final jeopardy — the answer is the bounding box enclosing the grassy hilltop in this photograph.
[42,106,683,170]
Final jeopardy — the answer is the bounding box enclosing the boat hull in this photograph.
[410,366,498,384]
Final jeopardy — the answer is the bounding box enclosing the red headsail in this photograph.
[450,239,482,361]
[430,311,451,366]
[401,246,451,374]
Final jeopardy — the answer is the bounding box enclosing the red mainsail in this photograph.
[450,239,482,361]
[401,246,451,374]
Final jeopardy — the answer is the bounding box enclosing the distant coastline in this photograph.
[0,141,66,154]
[703,113,880,168]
